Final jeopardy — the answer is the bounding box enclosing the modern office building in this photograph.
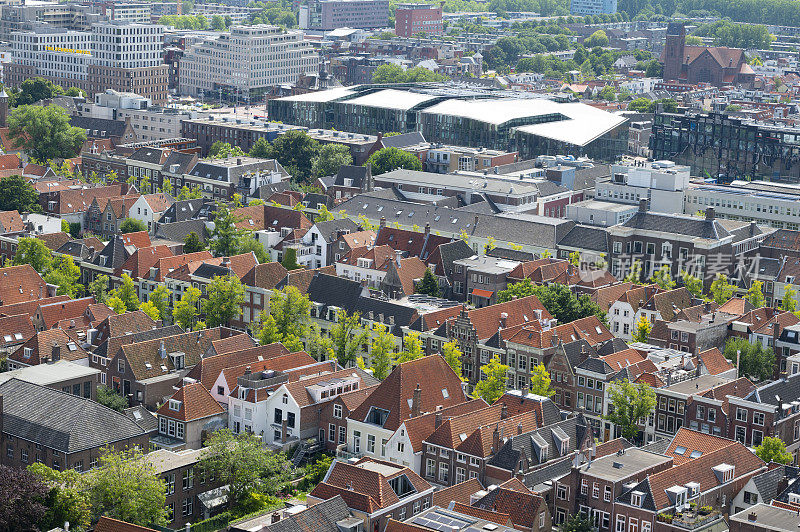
[269,86,628,160]
[394,3,443,37]
[6,22,169,103]
[178,25,319,102]
[0,2,105,41]
[650,110,800,182]
[299,0,390,30]
[569,0,617,16]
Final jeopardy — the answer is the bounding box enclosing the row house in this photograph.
[154,382,226,450]
[683,377,755,441]
[319,382,380,454]
[607,285,693,341]
[308,457,434,532]
[417,296,553,387]
[336,245,399,290]
[346,356,469,463]
[7,328,89,370]
[144,448,226,529]
[298,218,360,268]
[128,193,174,234]
[450,255,521,307]
[420,401,540,488]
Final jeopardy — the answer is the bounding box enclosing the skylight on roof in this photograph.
[442,388,449,399]
[690,450,703,458]
[674,446,687,455]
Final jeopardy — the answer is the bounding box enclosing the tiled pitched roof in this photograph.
[184,342,290,390]
[94,516,158,532]
[0,378,145,453]
[401,399,489,453]
[0,154,21,170]
[340,230,376,249]
[0,209,24,233]
[149,251,213,282]
[233,204,312,232]
[390,256,428,295]
[698,348,735,375]
[338,245,395,267]
[94,310,157,346]
[311,458,432,513]
[0,264,49,307]
[157,382,225,421]
[472,483,544,529]
[375,226,454,261]
[665,427,740,466]
[0,295,69,321]
[119,328,224,381]
[95,324,183,360]
[338,384,380,411]
[55,184,125,215]
[0,314,35,348]
[242,262,288,289]
[115,245,173,279]
[588,282,636,311]
[281,265,337,294]
[281,368,376,408]
[211,334,257,355]
[699,377,754,415]
[432,478,484,508]
[105,195,141,219]
[36,231,72,251]
[9,328,88,366]
[424,296,552,338]
[142,193,174,213]
[223,352,323,396]
[121,231,151,248]
[450,503,512,526]
[37,296,96,330]
[502,316,613,349]
[350,355,468,432]
[262,495,350,532]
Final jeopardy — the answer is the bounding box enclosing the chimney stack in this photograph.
[424,222,430,236]
[380,216,386,228]
[492,424,500,453]
[705,207,715,220]
[435,410,442,428]
[499,312,508,328]
[411,383,422,417]
[638,198,647,212]
[517,422,523,435]
[501,403,508,420]
[244,366,252,375]
[51,342,61,362]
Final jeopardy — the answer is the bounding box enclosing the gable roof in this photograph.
[0,209,24,233]
[157,382,225,422]
[698,347,735,375]
[118,328,224,381]
[10,328,88,366]
[401,399,489,454]
[432,478,484,508]
[242,262,289,289]
[350,355,468,432]
[261,495,351,532]
[94,517,158,532]
[115,245,174,279]
[0,378,145,453]
[0,264,49,307]
[184,342,290,390]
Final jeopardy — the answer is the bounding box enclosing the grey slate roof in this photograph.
[561,339,596,367]
[621,211,731,240]
[160,199,208,223]
[333,165,369,187]
[640,438,671,454]
[156,219,208,244]
[314,218,360,243]
[379,131,426,149]
[70,116,129,138]
[596,337,629,356]
[257,181,293,200]
[746,373,800,407]
[436,239,475,279]
[124,404,159,434]
[752,466,789,504]
[162,151,197,174]
[0,378,146,453]
[233,495,351,532]
[558,224,609,253]
[128,147,168,164]
[616,477,657,511]
[487,247,536,262]
[91,235,130,269]
[335,194,574,249]
[577,356,614,375]
[94,324,184,359]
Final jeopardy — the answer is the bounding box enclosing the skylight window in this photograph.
[442,388,449,399]
[690,450,703,459]
[674,446,687,455]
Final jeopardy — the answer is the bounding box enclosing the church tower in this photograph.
[663,22,686,82]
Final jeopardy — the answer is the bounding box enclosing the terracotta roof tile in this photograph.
[0,265,49,307]
[119,328,224,381]
[94,516,158,532]
[184,341,289,390]
[0,209,24,233]
[56,184,125,215]
[37,296,96,330]
[211,334,257,355]
[0,295,69,321]
[0,314,35,348]
[115,245,173,279]
[157,382,225,421]
[401,399,489,453]
[36,232,72,251]
[451,503,512,526]
[698,348,735,376]
[502,316,613,349]
[241,261,288,289]
[233,204,312,232]
[472,484,545,529]
[150,251,213,282]
[8,328,88,366]
[340,230,376,249]
[280,367,373,408]
[121,231,151,249]
[665,427,740,465]
[220,350,319,393]
[142,193,174,214]
[432,478,484,507]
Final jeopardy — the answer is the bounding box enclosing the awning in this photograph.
[472,288,494,299]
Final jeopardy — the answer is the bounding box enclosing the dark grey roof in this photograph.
[56,240,96,260]
[124,404,159,434]
[156,219,208,244]
[596,337,629,356]
[561,339,596,367]
[640,438,671,454]
[746,373,800,407]
[487,247,535,262]
[159,199,208,224]
[523,456,574,488]
[558,224,609,253]
[233,495,351,532]
[379,131,425,149]
[70,116,129,138]
[257,181,293,200]
[334,165,369,187]
[488,415,589,472]
[436,239,474,278]
[128,147,168,164]
[162,151,197,174]
[616,477,657,511]
[194,263,233,280]
[0,378,146,453]
[455,199,501,215]
[577,356,614,375]
[306,273,418,336]
[92,235,130,269]
[621,211,731,240]
[314,218,360,243]
[303,192,332,210]
[95,324,184,358]
[752,466,788,503]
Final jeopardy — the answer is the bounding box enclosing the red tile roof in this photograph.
[0,154,21,170]
[451,503,512,526]
[94,517,158,532]
[0,265,49,307]
[56,184,125,215]
[8,328,88,366]
[121,231,151,249]
[157,382,225,422]
[210,333,257,355]
[401,399,489,453]
[698,348,735,376]
[0,295,69,321]
[0,209,24,233]
[432,478,484,508]
[502,316,613,350]
[0,314,35,348]
[149,251,213,282]
[115,245,174,280]
[665,427,740,466]
[37,296,96,330]
[233,204,312,232]
[184,342,290,390]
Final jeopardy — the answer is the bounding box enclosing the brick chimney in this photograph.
[435,409,442,429]
[411,383,422,417]
[638,198,647,212]
[51,342,61,362]
[500,402,508,420]
[705,207,715,220]
[492,424,500,453]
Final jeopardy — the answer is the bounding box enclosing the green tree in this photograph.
[11,237,52,273]
[644,59,663,77]
[584,29,609,47]
[44,255,82,297]
[364,323,397,380]
[138,300,160,321]
[108,273,140,312]
[95,385,128,410]
[473,355,508,404]
[211,14,226,30]
[632,315,652,343]
[755,436,792,464]
[256,285,311,348]
[88,274,110,304]
[249,137,272,159]
[501,282,606,325]
[106,296,126,315]
[177,185,202,200]
[529,363,554,397]
[201,429,292,510]
[560,513,594,532]
[173,286,201,330]
[316,204,334,222]
[183,231,205,253]
[568,251,580,267]
[147,285,171,322]
[60,219,70,233]
[239,235,269,264]
[624,259,643,284]
[441,341,463,381]
[119,218,147,234]
[266,130,320,182]
[14,77,63,106]
[311,143,353,178]
[723,337,775,381]
[710,273,736,305]
[210,203,249,257]
[782,286,798,312]
[281,247,302,270]
[8,105,86,161]
[680,270,703,298]
[747,280,766,308]
[497,277,536,302]
[329,310,369,367]
[202,274,245,327]
[307,323,334,361]
[650,265,675,289]
[208,141,245,159]
[397,332,424,364]
[366,147,422,175]
[83,447,167,527]
[603,379,656,441]
[415,267,440,297]
[627,97,652,112]
[28,463,91,532]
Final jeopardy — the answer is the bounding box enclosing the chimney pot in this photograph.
[638,198,647,212]
[705,207,715,220]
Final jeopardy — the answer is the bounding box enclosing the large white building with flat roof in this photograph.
[178,25,319,101]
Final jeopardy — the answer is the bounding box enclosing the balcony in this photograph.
[659,507,723,530]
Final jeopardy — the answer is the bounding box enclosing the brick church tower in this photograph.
[663,22,686,82]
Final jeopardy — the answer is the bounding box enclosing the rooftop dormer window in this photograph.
[169,399,181,411]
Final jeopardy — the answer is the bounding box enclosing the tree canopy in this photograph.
[499,281,606,324]
[0,175,42,213]
[119,218,147,234]
[8,105,86,161]
[755,436,792,464]
[603,379,656,441]
[366,147,422,175]
[202,274,245,327]
[723,337,775,381]
[473,355,508,404]
[371,64,448,83]
[311,143,353,178]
